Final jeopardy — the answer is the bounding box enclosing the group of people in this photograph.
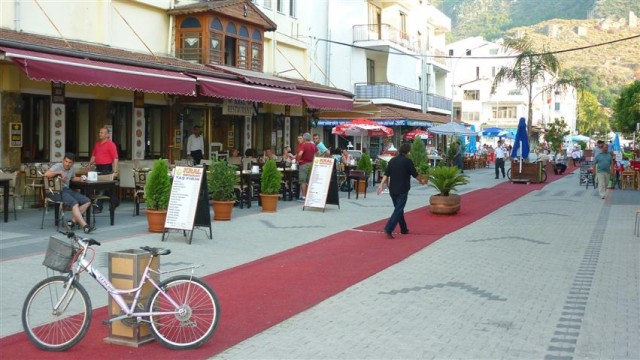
[44,126,119,233]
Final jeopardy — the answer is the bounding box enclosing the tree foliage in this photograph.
[543,118,570,154]
[577,90,610,137]
[612,80,640,134]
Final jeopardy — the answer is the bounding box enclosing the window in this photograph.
[251,43,262,71]
[263,0,271,9]
[492,106,517,119]
[491,66,496,77]
[277,0,283,12]
[555,102,561,111]
[367,59,375,84]
[463,90,479,100]
[489,48,498,55]
[237,40,248,69]
[209,18,223,64]
[178,17,202,63]
[289,0,296,17]
[399,12,408,40]
[462,112,480,121]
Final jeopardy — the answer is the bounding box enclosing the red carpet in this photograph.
[0,173,565,359]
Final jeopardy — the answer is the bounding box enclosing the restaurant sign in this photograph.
[10,122,22,147]
[223,99,253,116]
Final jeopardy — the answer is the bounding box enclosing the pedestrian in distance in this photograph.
[376,143,426,239]
[593,143,613,199]
[494,140,507,179]
[187,125,204,165]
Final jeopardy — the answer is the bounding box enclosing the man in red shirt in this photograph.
[89,127,119,212]
[296,132,317,200]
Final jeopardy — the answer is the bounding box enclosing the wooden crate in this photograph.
[103,249,159,347]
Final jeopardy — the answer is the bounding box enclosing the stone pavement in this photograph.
[1,165,638,359]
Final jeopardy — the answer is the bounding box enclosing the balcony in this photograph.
[354,82,422,107]
[353,24,422,54]
[426,93,452,113]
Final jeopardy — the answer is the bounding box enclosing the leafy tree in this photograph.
[577,90,610,138]
[612,80,640,134]
[543,118,570,154]
[491,35,561,142]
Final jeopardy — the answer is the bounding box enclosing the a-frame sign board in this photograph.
[303,157,340,212]
[162,166,212,244]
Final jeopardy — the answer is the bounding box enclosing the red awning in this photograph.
[1,47,196,96]
[298,89,353,111]
[196,75,302,106]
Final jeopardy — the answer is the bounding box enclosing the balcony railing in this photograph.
[353,24,422,53]
[426,93,451,113]
[354,82,422,106]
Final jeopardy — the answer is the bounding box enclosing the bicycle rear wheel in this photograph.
[22,276,92,351]
[147,275,220,350]
[507,167,512,180]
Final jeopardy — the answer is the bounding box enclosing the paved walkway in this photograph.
[1,165,638,359]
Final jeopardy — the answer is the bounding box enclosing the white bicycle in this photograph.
[22,230,220,351]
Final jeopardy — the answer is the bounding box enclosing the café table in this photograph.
[0,179,9,223]
[70,179,119,226]
[238,171,261,208]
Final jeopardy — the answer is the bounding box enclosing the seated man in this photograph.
[554,153,568,174]
[44,152,94,233]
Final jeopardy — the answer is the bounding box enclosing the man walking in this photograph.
[593,143,613,199]
[296,133,317,200]
[376,143,425,239]
[88,127,118,213]
[187,125,204,165]
[494,140,507,179]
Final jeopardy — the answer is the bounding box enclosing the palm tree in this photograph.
[491,35,561,141]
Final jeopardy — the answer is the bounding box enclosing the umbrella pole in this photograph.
[519,140,523,174]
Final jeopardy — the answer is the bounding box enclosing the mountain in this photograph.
[434,0,640,105]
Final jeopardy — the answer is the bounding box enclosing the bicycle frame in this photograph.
[57,240,201,324]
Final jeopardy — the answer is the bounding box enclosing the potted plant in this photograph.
[409,138,429,183]
[144,159,171,232]
[208,159,237,220]
[259,159,282,212]
[356,153,373,194]
[427,165,469,215]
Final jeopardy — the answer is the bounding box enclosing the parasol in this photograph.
[403,129,432,140]
[510,117,530,175]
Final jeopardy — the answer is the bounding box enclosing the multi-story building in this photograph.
[281,0,453,157]
[0,0,352,169]
[446,36,577,145]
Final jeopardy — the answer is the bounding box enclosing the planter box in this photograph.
[510,161,544,183]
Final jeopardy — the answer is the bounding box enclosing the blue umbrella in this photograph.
[466,125,477,153]
[611,133,621,152]
[481,127,505,137]
[511,117,530,174]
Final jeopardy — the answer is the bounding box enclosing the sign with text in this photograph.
[304,157,335,209]
[10,122,22,147]
[165,166,204,230]
[223,99,253,116]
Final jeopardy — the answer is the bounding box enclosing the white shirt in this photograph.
[495,146,507,159]
[187,134,204,152]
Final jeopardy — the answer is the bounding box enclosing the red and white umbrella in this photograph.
[403,129,432,140]
[331,118,394,137]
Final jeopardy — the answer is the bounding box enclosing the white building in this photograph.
[446,36,577,143]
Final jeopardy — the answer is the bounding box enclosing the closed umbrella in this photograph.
[611,133,621,152]
[510,117,530,175]
[466,125,477,153]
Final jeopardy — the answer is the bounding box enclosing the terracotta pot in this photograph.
[146,209,167,232]
[212,200,234,221]
[429,194,461,215]
[260,193,279,212]
[357,180,367,194]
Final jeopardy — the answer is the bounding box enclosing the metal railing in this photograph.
[426,93,451,112]
[354,83,422,106]
[353,24,422,53]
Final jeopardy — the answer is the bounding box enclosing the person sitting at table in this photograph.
[341,148,354,167]
[260,148,277,163]
[281,146,295,166]
[228,148,242,167]
[44,152,94,234]
[554,152,567,174]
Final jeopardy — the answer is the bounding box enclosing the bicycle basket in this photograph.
[42,236,77,272]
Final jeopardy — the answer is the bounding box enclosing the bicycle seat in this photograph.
[140,246,171,256]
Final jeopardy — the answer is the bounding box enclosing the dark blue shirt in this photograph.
[384,155,418,195]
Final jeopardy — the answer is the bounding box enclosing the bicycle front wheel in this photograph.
[22,276,92,351]
[147,275,220,350]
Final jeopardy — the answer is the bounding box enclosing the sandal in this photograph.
[83,225,95,234]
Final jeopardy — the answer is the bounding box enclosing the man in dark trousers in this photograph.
[376,143,425,239]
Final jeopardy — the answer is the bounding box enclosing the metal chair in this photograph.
[89,174,114,224]
[23,165,44,208]
[0,171,18,220]
[41,176,65,231]
[133,170,147,216]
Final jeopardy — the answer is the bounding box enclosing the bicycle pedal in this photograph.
[101,320,110,325]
